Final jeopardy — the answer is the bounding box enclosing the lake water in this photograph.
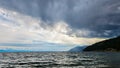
[0,52,120,68]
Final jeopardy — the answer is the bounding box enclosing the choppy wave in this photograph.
[0,52,120,68]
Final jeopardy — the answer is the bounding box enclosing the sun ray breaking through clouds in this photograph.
[0,0,119,51]
[0,7,105,45]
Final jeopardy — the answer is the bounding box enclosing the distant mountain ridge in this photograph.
[69,46,86,52]
[83,36,120,51]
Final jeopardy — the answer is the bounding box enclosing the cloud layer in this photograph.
[0,0,119,38]
[0,7,105,46]
[0,0,119,51]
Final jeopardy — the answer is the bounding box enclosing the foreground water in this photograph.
[0,52,120,68]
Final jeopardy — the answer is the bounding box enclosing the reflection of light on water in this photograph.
[0,52,119,68]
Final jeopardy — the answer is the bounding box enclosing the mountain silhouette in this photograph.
[69,46,86,52]
[83,36,120,51]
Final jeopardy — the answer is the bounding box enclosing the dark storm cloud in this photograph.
[0,0,120,38]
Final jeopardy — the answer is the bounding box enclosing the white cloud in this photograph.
[0,7,106,46]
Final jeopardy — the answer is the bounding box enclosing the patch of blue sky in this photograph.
[0,42,77,52]
[0,15,16,24]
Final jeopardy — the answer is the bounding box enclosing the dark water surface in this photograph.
[0,52,120,68]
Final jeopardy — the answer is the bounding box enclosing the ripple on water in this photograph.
[0,52,119,68]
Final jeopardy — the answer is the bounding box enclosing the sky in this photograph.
[0,0,119,51]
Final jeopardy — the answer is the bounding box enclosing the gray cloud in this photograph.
[0,0,120,38]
